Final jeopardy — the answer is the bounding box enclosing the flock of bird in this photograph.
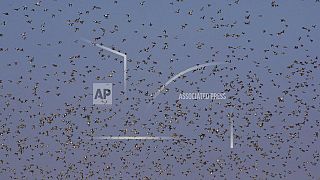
[0,0,319,179]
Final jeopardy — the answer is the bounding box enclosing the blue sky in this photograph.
[0,1,319,179]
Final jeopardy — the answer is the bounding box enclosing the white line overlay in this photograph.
[81,38,127,93]
[153,62,225,99]
[82,41,234,148]
[93,136,176,140]
[230,118,234,148]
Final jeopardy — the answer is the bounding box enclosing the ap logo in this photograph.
[93,83,112,105]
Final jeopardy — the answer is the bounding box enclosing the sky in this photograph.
[0,0,319,179]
